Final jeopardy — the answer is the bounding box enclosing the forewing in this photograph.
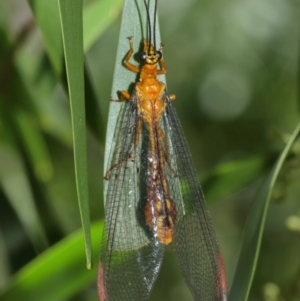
[160,92,228,301]
[99,91,164,301]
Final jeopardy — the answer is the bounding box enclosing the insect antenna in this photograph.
[153,0,158,50]
[143,0,152,53]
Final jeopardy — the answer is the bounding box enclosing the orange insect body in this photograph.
[114,37,177,245]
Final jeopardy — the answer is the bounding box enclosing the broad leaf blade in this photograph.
[104,0,164,197]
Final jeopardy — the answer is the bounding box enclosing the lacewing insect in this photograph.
[98,0,228,300]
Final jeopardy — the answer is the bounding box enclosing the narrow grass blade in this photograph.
[14,109,53,181]
[84,66,105,146]
[58,0,92,269]
[0,41,49,251]
[0,221,103,301]
[28,0,104,146]
[229,121,300,301]
[0,141,48,252]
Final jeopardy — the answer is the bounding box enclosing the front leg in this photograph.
[157,43,167,75]
[124,37,140,73]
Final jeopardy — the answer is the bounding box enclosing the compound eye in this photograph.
[140,52,147,61]
[156,51,162,60]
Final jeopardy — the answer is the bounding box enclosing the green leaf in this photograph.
[28,0,122,73]
[28,0,63,76]
[203,155,267,201]
[104,0,164,199]
[28,0,105,145]
[229,121,300,301]
[14,109,53,181]
[58,0,92,269]
[83,0,123,52]
[0,140,48,252]
[83,66,105,146]
[15,49,73,147]
[0,221,103,301]
[0,31,49,252]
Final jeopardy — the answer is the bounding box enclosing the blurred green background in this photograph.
[0,0,300,301]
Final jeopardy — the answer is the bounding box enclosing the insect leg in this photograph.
[156,43,167,76]
[109,90,131,102]
[157,126,177,176]
[124,37,140,73]
[104,113,142,180]
[104,152,134,180]
[134,117,142,149]
[105,91,132,180]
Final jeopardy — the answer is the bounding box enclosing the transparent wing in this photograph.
[98,90,164,301]
[160,91,228,301]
